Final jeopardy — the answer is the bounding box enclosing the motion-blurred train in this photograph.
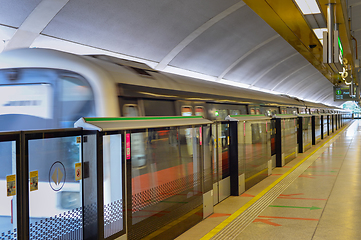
[0,48,352,227]
[0,48,342,132]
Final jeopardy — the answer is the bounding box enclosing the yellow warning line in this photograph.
[284,151,295,160]
[200,123,350,240]
[142,205,203,240]
[245,168,268,183]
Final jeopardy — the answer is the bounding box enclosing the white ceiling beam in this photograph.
[217,34,280,80]
[285,71,320,94]
[307,84,332,101]
[270,63,311,91]
[155,1,246,70]
[249,52,299,87]
[314,89,332,102]
[316,93,333,103]
[4,0,69,51]
[295,77,325,97]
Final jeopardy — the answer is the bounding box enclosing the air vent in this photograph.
[129,67,153,77]
[87,55,155,71]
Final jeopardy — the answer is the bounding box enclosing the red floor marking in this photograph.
[308,166,339,169]
[279,193,304,197]
[208,213,232,218]
[241,193,255,197]
[277,197,327,201]
[272,174,334,179]
[300,174,337,177]
[258,216,319,221]
[253,218,282,226]
[298,175,315,179]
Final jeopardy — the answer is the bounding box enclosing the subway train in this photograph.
[0,48,353,239]
[0,48,344,131]
[0,48,351,191]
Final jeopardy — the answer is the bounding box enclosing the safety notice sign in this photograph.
[30,170,38,192]
[6,174,16,197]
[75,163,82,181]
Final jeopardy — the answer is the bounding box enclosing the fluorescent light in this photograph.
[313,28,327,39]
[294,0,321,14]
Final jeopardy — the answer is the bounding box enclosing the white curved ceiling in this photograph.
[0,0,357,106]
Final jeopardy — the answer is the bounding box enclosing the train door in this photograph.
[212,122,230,205]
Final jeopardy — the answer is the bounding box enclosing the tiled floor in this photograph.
[177,120,358,240]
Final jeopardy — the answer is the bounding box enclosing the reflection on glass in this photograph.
[315,116,321,140]
[0,141,17,238]
[219,123,229,180]
[282,118,297,161]
[103,134,123,238]
[216,109,228,120]
[195,107,205,117]
[131,127,201,226]
[303,117,312,150]
[203,126,212,193]
[230,110,240,116]
[244,122,270,179]
[212,124,217,184]
[28,136,82,239]
[123,105,139,117]
[181,106,193,116]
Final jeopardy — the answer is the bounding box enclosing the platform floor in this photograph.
[177,120,359,240]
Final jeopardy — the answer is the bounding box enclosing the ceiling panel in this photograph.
[285,72,324,95]
[168,5,277,77]
[297,79,332,99]
[0,0,41,28]
[223,37,297,85]
[274,66,319,93]
[42,0,240,62]
[252,54,309,89]
[314,88,334,104]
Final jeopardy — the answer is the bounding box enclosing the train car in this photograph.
[0,48,325,131]
[0,48,347,228]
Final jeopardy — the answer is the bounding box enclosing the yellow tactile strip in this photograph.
[201,123,349,240]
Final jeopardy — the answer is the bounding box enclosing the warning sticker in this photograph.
[6,174,16,197]
[75,163,82,181]
[76,137,81,143]
[30,171,38,192]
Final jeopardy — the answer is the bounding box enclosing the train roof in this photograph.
[0,48,335,110]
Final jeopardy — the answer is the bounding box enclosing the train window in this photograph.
[215,109,228,120]
[230,109,240,115]
[60,75,95,128]
[143,99,175,116]
[123,104,139,117]
[195,106,205,117]
[181,106,193,116]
